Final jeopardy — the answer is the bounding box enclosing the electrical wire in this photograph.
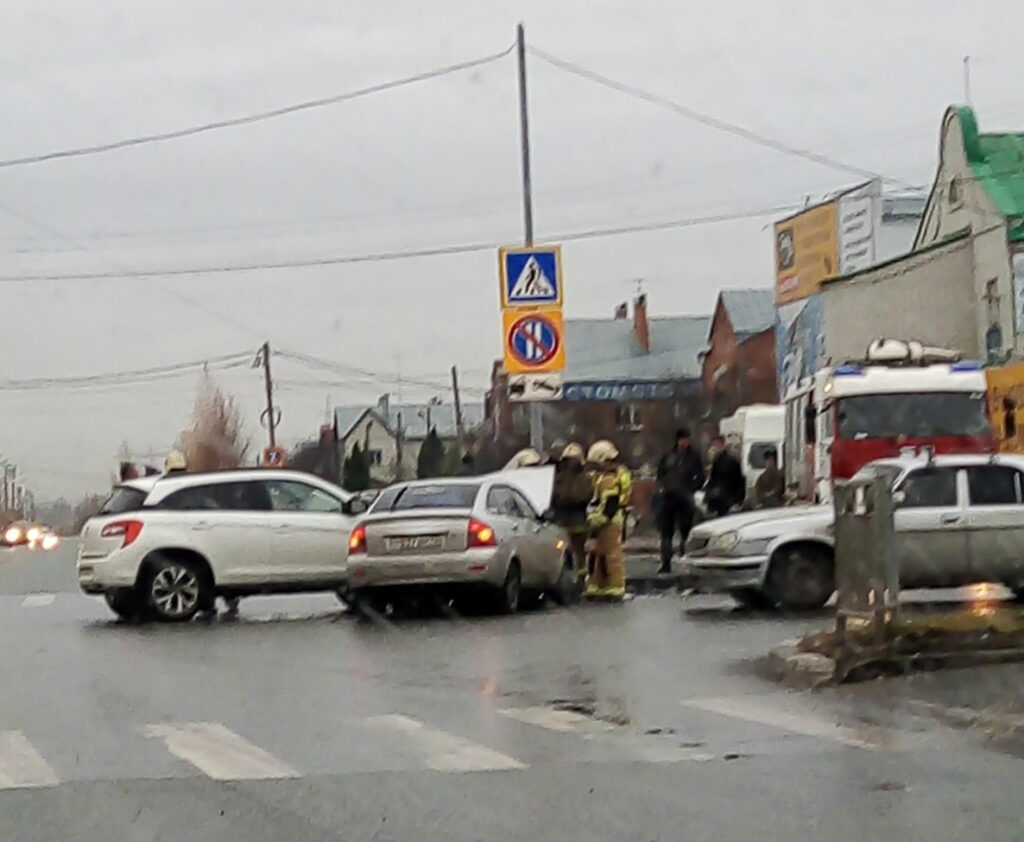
[0,202,803,284]
[528,45,916,189]
[274,349,473,395]
[0,352,251,391]
[0,45,514,170]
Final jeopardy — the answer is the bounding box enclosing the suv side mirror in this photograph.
[892,490,906,507]
[345,498,368,516]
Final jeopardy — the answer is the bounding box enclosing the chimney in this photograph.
[377,393,390,421]
[633,293,650,353]
[614,302,628,320]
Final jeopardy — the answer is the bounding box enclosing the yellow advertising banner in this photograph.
[774,201,838,304]
[502,307,566,375]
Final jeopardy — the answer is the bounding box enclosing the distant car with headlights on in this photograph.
[346,471,576,614]
[1,521,60,550]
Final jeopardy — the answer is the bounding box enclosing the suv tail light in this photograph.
[467,519,496,548]
[348,524,367,555]
[100,520,143,548]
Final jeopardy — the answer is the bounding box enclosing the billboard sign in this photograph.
[838,194,875,275]
[774,201,838,305]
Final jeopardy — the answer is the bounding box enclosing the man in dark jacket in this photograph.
[704,435,746,517]
[656,428,705,574]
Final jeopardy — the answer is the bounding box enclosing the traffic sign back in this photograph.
[499,245,562,308]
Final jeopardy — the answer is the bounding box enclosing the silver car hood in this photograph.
[692,505,831,536]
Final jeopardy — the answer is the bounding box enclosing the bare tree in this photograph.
[180,374,250,471]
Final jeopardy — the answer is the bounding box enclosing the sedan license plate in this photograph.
[386,535,444,552]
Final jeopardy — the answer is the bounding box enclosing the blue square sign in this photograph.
[499,245,562,308]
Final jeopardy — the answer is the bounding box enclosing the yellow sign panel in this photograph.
[774,201,838,304]
[502,307,566,374]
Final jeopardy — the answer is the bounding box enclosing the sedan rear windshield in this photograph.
[377,483,480,512]
[99,486,148,514]
[837,392,990,439]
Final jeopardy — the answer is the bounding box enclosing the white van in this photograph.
[719,405,784,495]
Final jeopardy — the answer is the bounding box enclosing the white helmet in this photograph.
[587,440,619,464]
[561,442,585,462]
[507,448,542,469]
[164,450,187,472]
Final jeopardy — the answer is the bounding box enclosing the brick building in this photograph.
[701,289,778,422]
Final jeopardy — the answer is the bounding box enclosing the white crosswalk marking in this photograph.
[366,714,526,772]
[143,722,299,780]
[21,594,55,608]
[501,706,615,734]
[682,695,906,750]
[0,731,59,789]
[500,706,714,764]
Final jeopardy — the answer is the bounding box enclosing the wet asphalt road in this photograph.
[1,542,1023,841]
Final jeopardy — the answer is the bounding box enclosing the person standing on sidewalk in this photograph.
[585,440,632,601]
[704,435,746,518]
[655,428,704,574]
[550,442,591,580]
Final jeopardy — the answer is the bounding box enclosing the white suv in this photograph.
[78,469,364,622]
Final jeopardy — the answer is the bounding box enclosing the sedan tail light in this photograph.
[100,520,143,548]
[467,519,496,548]
[348,524,367,555]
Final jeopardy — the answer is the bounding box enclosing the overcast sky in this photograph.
[1,0,1022,499]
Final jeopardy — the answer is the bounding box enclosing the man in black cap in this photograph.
[655,427,705,574]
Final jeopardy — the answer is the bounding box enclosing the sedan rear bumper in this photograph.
[347,549,502,589]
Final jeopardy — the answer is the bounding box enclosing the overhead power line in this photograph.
[528,45,911,188]
[0,351,251,391]
[0,45,514,170]
[0,203,801,284]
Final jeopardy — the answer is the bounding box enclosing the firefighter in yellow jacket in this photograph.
[585,440,632,600]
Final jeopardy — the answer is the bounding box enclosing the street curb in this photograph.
[766,640,837,689]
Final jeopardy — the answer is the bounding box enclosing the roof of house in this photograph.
[717,289,775,340]
[955,106,1024,242]
[334,402,484,441]
[563,315,710,382]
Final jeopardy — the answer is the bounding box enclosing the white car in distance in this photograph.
[78,469,365,622]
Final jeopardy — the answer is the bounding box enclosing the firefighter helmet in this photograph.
[587,440,619,464]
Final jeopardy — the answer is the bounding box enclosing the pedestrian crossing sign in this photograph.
[499,245,563,308]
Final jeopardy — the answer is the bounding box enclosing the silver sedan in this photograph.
[345,473,576,614]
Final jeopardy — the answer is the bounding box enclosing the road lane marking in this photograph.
[682,696,890,750]
[143,722,299,780]
[0,731,59,789]
[21,594,55,608]
[500,706,714,763]
[500,706,615,734]
[365,714,526,772]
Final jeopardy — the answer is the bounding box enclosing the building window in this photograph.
[616,403,643,430]
[367,449,383,466]
[948,175,962,208]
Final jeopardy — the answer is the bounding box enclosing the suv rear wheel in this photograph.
[142,555,210,622]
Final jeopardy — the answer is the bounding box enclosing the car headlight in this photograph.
[4,526,21,544]
[26,527,41,542]
[708,531,740,553]
[41,534,59,550]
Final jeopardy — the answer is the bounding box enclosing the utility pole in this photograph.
[395,411,404,482]
[516,22,544,452]
[451,365,466,455]
[261,340,276,449]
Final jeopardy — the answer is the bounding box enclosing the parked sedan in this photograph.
[346,473,576,614]
[679,453,1024,610]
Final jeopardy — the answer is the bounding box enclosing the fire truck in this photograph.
[784,340,994,502]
